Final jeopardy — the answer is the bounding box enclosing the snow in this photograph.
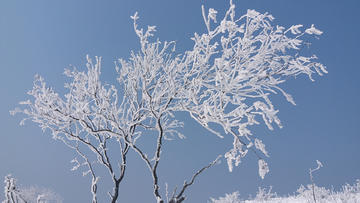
[209,180,360,203]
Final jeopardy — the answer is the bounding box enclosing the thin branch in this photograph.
[170,156,221,203]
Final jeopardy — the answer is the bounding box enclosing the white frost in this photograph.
[258,159,269,179]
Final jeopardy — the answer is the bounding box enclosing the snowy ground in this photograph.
[3,176,360,203]
[209,180,360,203]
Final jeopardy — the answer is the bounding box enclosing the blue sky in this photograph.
[1,1,359,202]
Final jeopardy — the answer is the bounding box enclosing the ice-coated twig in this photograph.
[310,160,323,203]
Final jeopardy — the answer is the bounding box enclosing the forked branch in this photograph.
[168,156,222,203]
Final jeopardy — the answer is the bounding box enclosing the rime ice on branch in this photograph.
[180,1,326,176]
[11,0,326,202]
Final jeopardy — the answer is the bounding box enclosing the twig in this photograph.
[309,160,323,203]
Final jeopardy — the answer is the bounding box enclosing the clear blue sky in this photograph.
[1,1,359,202]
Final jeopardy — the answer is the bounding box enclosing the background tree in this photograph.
[3,175,26,203]
[2,175,63,203]
[10,1,326,202]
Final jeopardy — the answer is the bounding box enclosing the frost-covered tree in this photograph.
[10,1,326,202]
[3,175,26,203]
[2,175,63,203]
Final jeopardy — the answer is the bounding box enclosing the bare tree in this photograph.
[10,1,326,202]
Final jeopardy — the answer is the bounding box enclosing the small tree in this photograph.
[3,175,26,203]
[11,1,326,202]
[2,175,63,203]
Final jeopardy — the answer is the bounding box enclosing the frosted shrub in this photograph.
[328,180,360,203]
[209,191,242,203]
[210,180,360,203]
[295,182,360,203]
[208,187,278,203]
[297,184,330,203]
[252,187,277,202]
[19,186,63,203]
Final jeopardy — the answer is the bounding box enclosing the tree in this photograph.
[3,175,26,203]
[2,175,63,203]
[10,1,326,202]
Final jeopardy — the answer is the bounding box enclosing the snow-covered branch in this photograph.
[177,1,326,176]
